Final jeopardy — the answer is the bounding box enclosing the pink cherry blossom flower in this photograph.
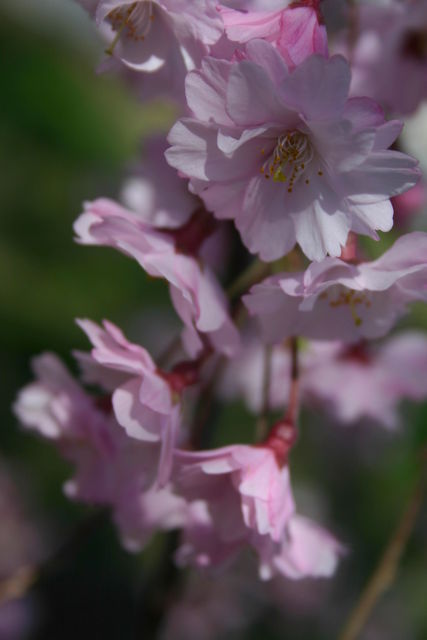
[74,199,240,358]
[83,1,223,73]
[121,137,197,228]
[173,440,343,579]
[13,352,192,550]
[175,444,295,542]
[341,0,427,116]
[255,514,344,580]
[220,0,328,70]
[244,232,427,343]
[114,483,188,551]
[304,333,427,429]
[166,40,420,261]
[76,318,182,485]
[13,352,158,503]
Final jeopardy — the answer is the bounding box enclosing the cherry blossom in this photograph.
[13,352,158,503]
[341,0,427,116]
[244,233,427,342]
[173,441,343,579]
[220,0,328,70]
[74,199,240,358]
[121,137,197,228]
[80,0,223,73]
[76,318,183,485]
[304,334,427,429]
[166,40,420,261]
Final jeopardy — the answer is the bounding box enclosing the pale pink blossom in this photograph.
[114,483,188,551]
[74,199,240,358]
[244,232,427,342]
[76,318,182,485]
[342,0,427,116]
[220,0,328,70]
[13,352,191,549]
[13,352,157,503]
[173,442,343,579]
[83,1,223,73]
[121,137,197,228]
[256,514,344,580]
[304,334,427,429]
[166,40,420,261]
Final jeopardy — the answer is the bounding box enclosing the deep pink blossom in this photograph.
[244,233,427,342]
[74,199,240,358]
[220,0,328,70]
[166,41,420,261]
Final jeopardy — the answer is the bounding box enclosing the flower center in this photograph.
[107,1,155,49]
[319,288,372,327]
[261,131,314,193]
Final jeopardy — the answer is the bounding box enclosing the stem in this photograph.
[338,458,426,640]
[256,345,273,440]
[157,335,182,368]
[227,259,272,300]
[285,337,299,425]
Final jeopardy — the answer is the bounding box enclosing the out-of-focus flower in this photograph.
[13,351,158,501]
[244,232,427,342]
[303,334,427,428]
[220,332,427,429]
[79,0,223,73]
[13,352,191,550]
[392,183,427,227]
[166,40,420,261]
[121,137,197,229]
[74,199,240,358]
[342,0,427,116]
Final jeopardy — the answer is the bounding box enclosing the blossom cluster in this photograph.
[14,0,427,602]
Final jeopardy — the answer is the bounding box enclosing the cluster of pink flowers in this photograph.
[14,0,427,594]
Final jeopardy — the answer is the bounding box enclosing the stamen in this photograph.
[106,1,155,55]
[325,289,369,327]
[262,131,314,191]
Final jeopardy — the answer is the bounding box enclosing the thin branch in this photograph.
[256,345,273,441]
[157,335,182,368]
[285,337,299,425]
[227,259,271,300]
[338,457,427,640]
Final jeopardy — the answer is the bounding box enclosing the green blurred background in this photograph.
[0,1,426,638]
